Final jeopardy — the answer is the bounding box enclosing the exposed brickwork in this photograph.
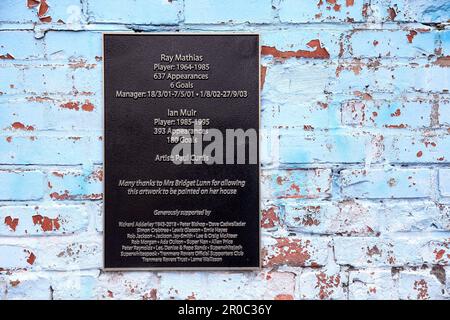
[0,0,449,300]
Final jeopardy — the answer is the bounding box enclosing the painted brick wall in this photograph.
[0,0,449,300]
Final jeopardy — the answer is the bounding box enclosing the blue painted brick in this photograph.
[278,0,368,23]
[346,29,440,59]
[184,0,273,24]
[340,168,432,199]
[72,67,102,94]
[0,1,37,23]
[47,167,103,201]
[0,245,36,269]
[44,31,103,62]
[0,236,102,270]
[440,30,450,55]
[0,65,24,94]
[0,136,102,165]
[439,169,450,197]
[439,100,450,126]
[0,170,44,200]
[370,0,450,23]
[0,97,102,132]
[43,0,86,24]
[279,131,381,164]
[334,234,450,267]
[0,0,84,25]
[341,100,433,128]
[262,99,340,130]
[263,60,333,106]
[392,65,450,93]
[4,273,52,300]
[334,63,450,94]
[0,31,102,62]
[284,200,380,235]
[262,169,332,200]
[0,205,89,236]
[261,29,342,59]
[32,65,80,94]
[0,31,44,60]
[0,64,102,96]
[384,134,450,163]
[87,0,182,25]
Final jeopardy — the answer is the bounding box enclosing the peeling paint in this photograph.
[261,207,279,229]
[434,56,450,68]
[261,40,330,60]
[4,216,19,231]
[260,65,267,90]
[316,272,340,300]
[50,190,71,200]
[406,30,418,43]
[26,251,36,265]
[265,238,313,267]
[32,214,60,232]
[0,53,14,60]
[10,122,35,131]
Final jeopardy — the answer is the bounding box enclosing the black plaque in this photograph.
[103,34,260,270]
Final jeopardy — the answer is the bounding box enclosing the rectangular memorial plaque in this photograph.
[103,34,260,270]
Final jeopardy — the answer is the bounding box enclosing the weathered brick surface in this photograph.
[340,168,433,199]
[370,0,450,23]
[0,235,102,271]
[348,269,398,300]
[4,272,52,300]
[284,200,380,236]
[0,277,6,300]
[87,0,182,25]
[47,167,103,201]
[262,169,332,199]
[298,267,347,300]
[0,0,449,300]
[159,271,296,300]
[0,170,45,200]
[97,272,161,300]
[262,236,330,267]
[334,235,450,267]
[0,136,102,165]
[284,200,448,236]
[440,169,450,197]
[185,0,273,24]
[0,205,89,236]
[261,201,282,231]
[277,0,368,23]
[398,270,445,300]
[279,131,382,164]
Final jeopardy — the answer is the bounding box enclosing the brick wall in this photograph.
[0,0,449,300]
